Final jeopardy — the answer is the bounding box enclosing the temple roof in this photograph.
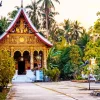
[0,8,53,47]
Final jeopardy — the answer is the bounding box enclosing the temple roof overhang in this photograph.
[0,8,53,47]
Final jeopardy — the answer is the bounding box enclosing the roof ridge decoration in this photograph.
[0,8,53,47]
[21,0,23,8]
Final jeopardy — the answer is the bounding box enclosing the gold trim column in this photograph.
[43,49,47,69]
[30,47,33,69]
[11,47,14,57]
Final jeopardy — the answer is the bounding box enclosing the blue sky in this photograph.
[0,0,100,30]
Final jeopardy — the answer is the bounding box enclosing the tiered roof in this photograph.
[0,8,53,47]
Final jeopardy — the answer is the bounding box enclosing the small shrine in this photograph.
[0,7,52,75]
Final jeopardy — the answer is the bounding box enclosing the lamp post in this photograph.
[80,60,91,90]
[88,67,91,90]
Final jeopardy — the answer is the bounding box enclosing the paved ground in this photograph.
[6,81,100,100]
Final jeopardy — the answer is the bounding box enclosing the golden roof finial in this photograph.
[21,0,23,8]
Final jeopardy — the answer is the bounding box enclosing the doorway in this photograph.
[18,61,26,75]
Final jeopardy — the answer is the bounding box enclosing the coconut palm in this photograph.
[26,0,41,29]
[41,9,59,29]
[63,19,72,43]
[77,29,90,51]
[37,0,60,33]
[8,6,20,20]
[71,20,83,41]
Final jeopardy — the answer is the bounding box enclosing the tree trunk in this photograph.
[45,8,49,38]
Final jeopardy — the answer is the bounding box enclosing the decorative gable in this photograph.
[9,12,32,34]
[0,8,53,47]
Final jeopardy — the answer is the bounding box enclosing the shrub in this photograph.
[44,67,60,82]
[76,75,84,80]
[0,50,15,88]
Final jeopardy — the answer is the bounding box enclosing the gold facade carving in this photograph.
[0,34,44,46]
[16,18,28,33]
[9,16,32,34]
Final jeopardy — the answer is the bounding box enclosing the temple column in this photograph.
[43,49,47,69]
[30,47,33,69]
[11,47,14,57]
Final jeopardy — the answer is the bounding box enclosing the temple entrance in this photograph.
[18,61,25,75]
[14,51,26,75]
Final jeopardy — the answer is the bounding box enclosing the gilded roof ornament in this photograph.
[21,0,23,8]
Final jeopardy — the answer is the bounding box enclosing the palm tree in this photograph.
[26,0,41,29]
[71,20,83,41]
[8,6,20,20]
[77,29,90,51]
[41,9,59,29]
[37,0,60,35]
[63,19,72,43]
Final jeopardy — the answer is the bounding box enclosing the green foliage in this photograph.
[95,75,100,81]
[84,39,100,60]
[77,30,90,51]
[26,1,41,29]
[94,18,100,34]
[37,0,60,32]
[0,17,9,35]
[0,50,15,87]
[94,66,100,75]
[44,67,60,81]
[97,57,100,67]
[59,45,83,79]
[0,88,9,100]
[63,19,83,44]
[76,75,84,80]
[0,92,7,100]
[47,46,63,68]
[8,6,19,20]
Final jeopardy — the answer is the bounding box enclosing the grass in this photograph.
[0,88,10,100]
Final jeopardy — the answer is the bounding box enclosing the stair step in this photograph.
[12,70,35,83]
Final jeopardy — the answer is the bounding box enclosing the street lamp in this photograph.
[36,54,41,60]
[20,56,24,61]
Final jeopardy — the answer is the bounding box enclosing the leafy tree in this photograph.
[59,45,83,79]
[0,50,15,88]
[88,26,94,35]
[84,41,98,60]
[93,18,100,34]
[47,46,62,69]
[0,17,9,35]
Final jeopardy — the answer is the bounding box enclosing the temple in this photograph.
[0,8,53,75]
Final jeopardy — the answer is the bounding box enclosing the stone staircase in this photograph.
[12,70,35,83]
